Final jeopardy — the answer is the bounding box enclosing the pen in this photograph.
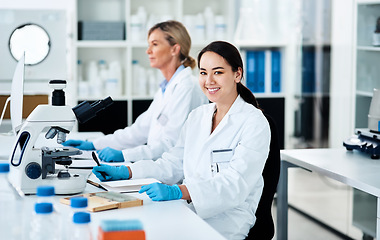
[92,152,101,166]
[92,152,108,179]
[87,178,108,191]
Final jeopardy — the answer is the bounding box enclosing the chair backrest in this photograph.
[246,114,281,240]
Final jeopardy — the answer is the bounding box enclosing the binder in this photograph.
[301,47,315,93]
[255,51,265,93]
[246,51,256,93]
[246,51,265,93]
[271,51,281,93]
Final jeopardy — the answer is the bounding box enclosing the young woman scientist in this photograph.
[92,41,271,239]
[63,20,208,162]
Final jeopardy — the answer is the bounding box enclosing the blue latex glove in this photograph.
[92,165,129,182]
[139,183,182,201]
[97,147,124,162]
[62,139,95,150]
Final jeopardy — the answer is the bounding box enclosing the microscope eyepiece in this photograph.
[49,80,67,106]
[72,96,114,124]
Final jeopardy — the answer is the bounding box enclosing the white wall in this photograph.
[0,0,76,104]
[329,0,356,147]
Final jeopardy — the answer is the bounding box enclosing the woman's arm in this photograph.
[179,185,191,201]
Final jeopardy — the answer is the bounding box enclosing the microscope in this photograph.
[343,89,380,159]
[8,80,113,194]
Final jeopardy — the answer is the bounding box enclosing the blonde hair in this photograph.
[148,20,196,69]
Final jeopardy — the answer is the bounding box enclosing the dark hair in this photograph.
[197,41,260,108]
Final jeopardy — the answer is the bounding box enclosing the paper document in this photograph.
[87,172,159,193]
[101,178,160,193]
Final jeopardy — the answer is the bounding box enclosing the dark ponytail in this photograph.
[198,41,260,109]
[237,82,259,108]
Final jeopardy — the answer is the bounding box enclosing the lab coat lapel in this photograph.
[202,104,216,140]
[154,67,189,115]
[188,104,216,176]
[204,96,244,144]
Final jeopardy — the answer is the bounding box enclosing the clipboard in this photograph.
[60,191,143,212]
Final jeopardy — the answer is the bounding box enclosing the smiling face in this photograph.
[146,29,177,70]
[199,51,242,106]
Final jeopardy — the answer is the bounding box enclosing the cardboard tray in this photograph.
[60,191,143,212]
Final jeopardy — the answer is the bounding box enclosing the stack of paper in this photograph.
[101,178,160,193]
[87,173,159,193]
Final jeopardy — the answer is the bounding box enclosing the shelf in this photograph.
[253,93,286,98]
[356,90,374,97]
[294,92,330,98]
[76,41,127,48]
[77,95,154,101]
[357,46,380,51]
[191,42,215,48]
[129,42,148,48]
[77,96,127,101]
[302,42,331,47]
[72,0,292,141]
[357,0,380,5]
[130,95,154,100]
[236,41,287,48]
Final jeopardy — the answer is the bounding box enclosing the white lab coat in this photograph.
[92,66,208,162]
[130,95,271,240]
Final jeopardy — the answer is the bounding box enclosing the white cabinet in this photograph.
[330,0,380,237]
[354,1,380,128]
[352,1,380,238]
[73,0,234,126]
[330,0,380,147]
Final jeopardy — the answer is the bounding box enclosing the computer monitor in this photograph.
[10,53,25,134]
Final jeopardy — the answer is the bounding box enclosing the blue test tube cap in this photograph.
[71,197,88,208]
[73,212,91,224]
[35,202,53,214]
[0,163,10,173]
[36,186,55,197]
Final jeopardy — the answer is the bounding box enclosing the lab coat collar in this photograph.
[223,95,245,116]
[207,95,245,139]
[163,66,190,96]
[211,95,245,117]
[160,65,185,94]
[154,66,193,117]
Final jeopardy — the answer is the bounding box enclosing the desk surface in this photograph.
[18,182,225,240]
[278,148,380,240]
[66,183,226,240]
[0,132,226,240]
[281,148,380,198]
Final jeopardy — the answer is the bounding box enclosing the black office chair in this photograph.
[245,114,281,240]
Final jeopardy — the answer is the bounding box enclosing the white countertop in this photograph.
[281,148,380,198]
[1,132,226,240]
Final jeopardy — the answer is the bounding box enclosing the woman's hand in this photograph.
[139,183,182,201]
[97,147,124,162]
[92,165,130,181]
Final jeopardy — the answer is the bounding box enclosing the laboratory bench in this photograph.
[0,132,226,240]
[277,148,380,240]
[2,172,226,240]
